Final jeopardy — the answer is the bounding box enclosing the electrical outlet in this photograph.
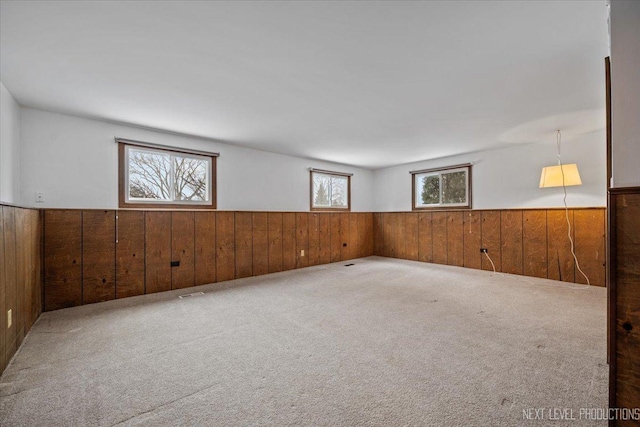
[7,309,12,328]
[35,192,45,203]
[300,249,305,257]
[480,248,488,253]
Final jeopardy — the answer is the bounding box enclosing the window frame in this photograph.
[411,163,472,210]
[117,139,217,209]
[309,169,352,212]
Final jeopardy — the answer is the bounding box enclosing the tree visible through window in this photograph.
[412,164,471,209]
[118,140,216,208]
[311,170,351,210]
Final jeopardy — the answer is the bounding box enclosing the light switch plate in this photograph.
[7,309,12,328]
[35,192,45,203]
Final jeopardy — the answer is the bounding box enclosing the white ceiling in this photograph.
[0,1,608,169]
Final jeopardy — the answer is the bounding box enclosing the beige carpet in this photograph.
[0,257,607,426]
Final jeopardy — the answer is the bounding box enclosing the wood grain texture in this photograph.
[0,206,5,371]
[382,213,394,258]
[481,211,501,272]
[268,213,283,273]
[547,210,574,282]
[308,213,320,266]
[463,211,481,270]
[523,210,547,279]
[194,212,216,286]
[44,210,82,310]
[171,211,195,289]
[2,207,17,363]
[27,210,42,331]
[330,213,341,262]
[145,212,171,294]
[431,212,447,265]
[446,212,464,267]
[349,213,360,260]
[418,212,432,263]
[234,212,253,279]
[282,213,297,270]
[373,213,383,256]
[318,214,331,265]
[500,210,523,275]
[216,212,235,282]
[116,211,145,298]
[252,213,269,276]
[401,213,417,261]
[296,212,309,268]
[82,210,116,304]
[363,213,374,257]
[613,193,640,413]
[340,213,350,261]
[14,209,27,347]
[574,209,605,286]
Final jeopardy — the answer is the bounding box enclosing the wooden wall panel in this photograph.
[373,213,383,256]
[14,209,27,347]
[44,210,82,310]
[523,210,547,279]
[2,207,16,365]
[612,192,640,415]
[340,213,350,261]
[500,210,523,275]
[252,213,269,276]
[330,213,341,262]
[349,213,360,260]
[574,209,605,286]
[28,210,42,330]
[116,211,145,298]
[447,212,464,267]
[268,213,283,273]
[404,213,419,261]
[282,213,297,270]
[194,212,216,286]
[0,207,42,373]
[308,213,320,266]
[382,213,393,258]
[82,210,116,304]
[216,212,236,282]
[481,211,501,272]
[171,212,195,289]
[234,212,253,279]
[418,212,432,263]
[431,212,447,265]
[547,210,575,283]
[145,212,171,294]
[463,211,481,270]
[318,214,331,265]
[364,213,374,257]
[394,212,406,260]
[296,213,309,268]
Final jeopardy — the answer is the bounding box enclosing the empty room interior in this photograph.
[1,1,639,426]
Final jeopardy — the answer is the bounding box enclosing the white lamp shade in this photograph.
[539,164,582,188]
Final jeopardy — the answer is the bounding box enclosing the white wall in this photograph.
[610,0,640,188]
[19,108,374,211]
[0,81,21,204]
[372,130,606,211]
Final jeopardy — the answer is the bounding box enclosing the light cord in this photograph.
[557,131,591,287]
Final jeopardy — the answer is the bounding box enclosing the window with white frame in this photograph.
[411,164,471,209]
[118,139,217,208]
[310,169,351,211]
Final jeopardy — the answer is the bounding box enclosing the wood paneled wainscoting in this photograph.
[373,208,606,287]
[43,210,374,311]
[608,188,640,424]
[0,204,42,373]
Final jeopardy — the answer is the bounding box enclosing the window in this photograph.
[117,138,217,209]
[310,169,351,211]
[411,164,471,210]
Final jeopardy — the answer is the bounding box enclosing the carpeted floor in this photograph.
[0,257,607,426]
